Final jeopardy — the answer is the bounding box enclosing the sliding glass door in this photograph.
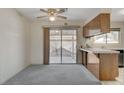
[50,30,61,63]
[62,30,77,63]
[49,29,77,64]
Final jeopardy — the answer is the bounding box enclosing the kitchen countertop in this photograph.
[80,48,120,54]
[109,48,124,50]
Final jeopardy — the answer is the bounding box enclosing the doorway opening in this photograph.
[49,29,77,64]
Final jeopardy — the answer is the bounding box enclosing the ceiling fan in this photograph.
[37,8,68,21]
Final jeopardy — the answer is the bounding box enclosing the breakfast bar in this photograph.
[80,48,119,80]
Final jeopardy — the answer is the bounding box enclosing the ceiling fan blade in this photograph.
[40,9,48,13]
[57,8,67,14]
[57,15,67,19]
[37,16,47,18]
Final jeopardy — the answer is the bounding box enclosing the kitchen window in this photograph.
[93,28,120,44]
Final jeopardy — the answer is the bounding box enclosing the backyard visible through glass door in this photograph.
[62,30,76,63]
[49,29,77,64]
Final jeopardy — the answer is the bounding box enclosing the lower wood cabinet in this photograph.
[87,63,99,79]
[87,53,99,79]
[99,54,119,80]
[81,51,119,80]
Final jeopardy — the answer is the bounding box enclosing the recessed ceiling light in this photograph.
[119,9,124,15]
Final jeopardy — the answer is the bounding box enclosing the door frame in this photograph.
[43,26,79,64]
[43,27,50,64]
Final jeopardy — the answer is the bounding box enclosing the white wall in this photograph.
[0,9,30,84]
[30,20,84,64]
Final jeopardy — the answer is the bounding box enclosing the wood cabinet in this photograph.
[87,53,99,79]
[82,51,87,67]
[99,54,119,80]
[83,25,89,37]
[83,13,110,37]
[81,50,119,80]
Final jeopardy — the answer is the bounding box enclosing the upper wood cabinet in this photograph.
[83,13,110,37]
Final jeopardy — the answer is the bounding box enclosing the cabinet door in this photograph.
[90,18,97,29]
[87,53,99,79]
[99,54,119,80]
[82,52,87,67]
[100,14,110,33]
[83,26,86,37]
[83,26,89,37]
[96,15,100,29]
[83,13,110,37]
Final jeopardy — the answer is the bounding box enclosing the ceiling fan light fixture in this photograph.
[38,8,67,21]
[49,16,55,21]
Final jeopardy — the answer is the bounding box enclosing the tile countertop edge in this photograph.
[79,48,120,54]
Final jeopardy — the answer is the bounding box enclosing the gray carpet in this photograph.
[4,64,101,85]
